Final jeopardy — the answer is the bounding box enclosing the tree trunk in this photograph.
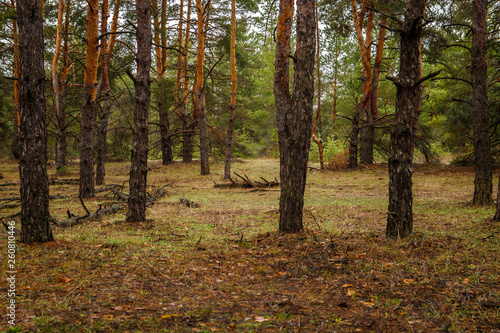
[159,80,174,165]
[96,0,120,184]
[471,0,492,206]
[360,17,387,165]
[386,0,428,239]
[274,0,316,234]
[152,0,173,165]
[17,0,53,243]
[127,0,152,222]
[311,2,324,170]
[348,102,360,169]
[359,110,374,164]
[196,0,210,175]
[53,0,68,172]
[10,0,21,159]
[224,0,237,179]
[79,0,100,198]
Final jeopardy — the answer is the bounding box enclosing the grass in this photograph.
[1,158,500,332]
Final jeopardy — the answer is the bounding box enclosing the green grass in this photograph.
[1,158,500,332]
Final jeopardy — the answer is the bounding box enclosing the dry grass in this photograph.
[0,158,499,332]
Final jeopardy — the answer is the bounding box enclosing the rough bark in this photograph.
[79,0,100,198]
[386,0,428,239]
[196,0,210,175]
[17,0,53,243]
[471,0,492,206]
[127,0,152,222]
[224,0,237,179]
[274,0,316,234]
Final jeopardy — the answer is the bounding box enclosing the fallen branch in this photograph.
[180,198,200,208]
[214,172,279,189]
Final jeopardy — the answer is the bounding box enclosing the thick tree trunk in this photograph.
[386,0,428,239]
[17,0,53,243]
[471,0,492,206]
[79,0,100,198]
[224,0,237,179]
[274,0,316,234]
[127,0,152,222]
[196,0,210,175]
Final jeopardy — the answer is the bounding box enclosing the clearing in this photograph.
[0,158,499,332]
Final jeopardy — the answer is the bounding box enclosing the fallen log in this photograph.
[55,187,167,228]
[95,184,123,194]
[214,172,279,189]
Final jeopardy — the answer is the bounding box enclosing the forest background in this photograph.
[0,0,498,170]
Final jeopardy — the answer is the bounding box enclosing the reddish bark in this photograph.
[79,0,100,198]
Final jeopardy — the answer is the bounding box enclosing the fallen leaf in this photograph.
[161,314,180,319]
[403,279,415,284]
[346,289,357,297]
[114,306,123,311]
[57,277,74,283]
[462,278,469,284]
[360,301,375,308]
[255,316,269,322]
[383,263,394,267]
[341,284,353,288]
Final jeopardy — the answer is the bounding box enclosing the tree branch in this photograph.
[415,70,441,86]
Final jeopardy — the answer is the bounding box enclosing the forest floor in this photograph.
[1,158,500,332]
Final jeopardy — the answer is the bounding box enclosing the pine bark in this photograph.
[471,0,492,206]
[127,0,152,222]
[53,0,67,172]
[386,0,428,239]
[224,0,237,178]
[196,0,210,175]
[274,0,316,234]
[154,0,174,165]
[17,0,53,243]
[349,0,372,168]
[79,0,100,198]
[95,0,110,185]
